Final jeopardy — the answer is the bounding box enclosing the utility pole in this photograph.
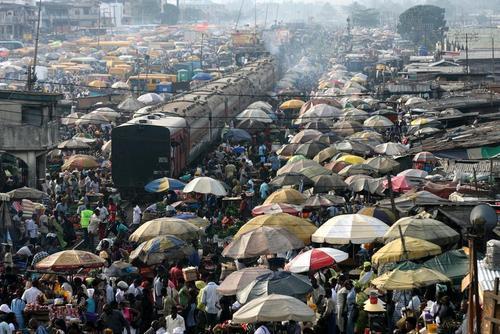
[492,37,495,81]
[465,33,469,79]
[200,33,203,70]
[263,3,268,29]
[97,2,101,48]
[27,0,42,91]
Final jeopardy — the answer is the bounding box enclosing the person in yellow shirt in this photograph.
[80,205,94,248]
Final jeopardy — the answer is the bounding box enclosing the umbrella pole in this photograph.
[386,174,399,219]
[398,225,408,261]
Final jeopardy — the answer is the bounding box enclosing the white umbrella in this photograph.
[218,267,273,296]
[183,176,227,196]
[232,294,315,323]
[90,109,120,121]
[101,140,112,154]
[111,81,130,89]
[60,112,80,126]
[138,93,163,105]
[397,169,428,178]
[311,214,389,244]
[57,138,90,150]
[75,113,110,126]
[247,101,273,113]
[374,142,409,156]
[236,109,273,123]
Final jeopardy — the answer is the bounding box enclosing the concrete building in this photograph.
[0,2,35,41]
[0,90,63,188]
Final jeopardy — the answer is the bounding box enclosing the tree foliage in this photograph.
[397,5,447,50]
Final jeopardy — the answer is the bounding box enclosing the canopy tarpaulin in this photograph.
[423,249,469,284]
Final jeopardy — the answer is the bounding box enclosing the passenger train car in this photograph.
[112,57,276,194]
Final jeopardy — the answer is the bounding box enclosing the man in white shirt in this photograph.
[201,276,221,327]
[132,204,142,227]
[165,306,185,334]
[25,216,38,245]
[21,280,43,304]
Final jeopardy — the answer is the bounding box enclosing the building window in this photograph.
[21,106,43,126]
[83,8,90,15]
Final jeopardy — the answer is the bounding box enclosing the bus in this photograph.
[127,74,177,92]
[0,41,23,50]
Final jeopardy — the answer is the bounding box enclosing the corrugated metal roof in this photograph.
[385,83,432,93]
[442,160,500,174]
[478,259,500,293]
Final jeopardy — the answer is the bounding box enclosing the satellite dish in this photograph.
[470,204,497,233]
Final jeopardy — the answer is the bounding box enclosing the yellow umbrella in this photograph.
[410,117,431,126]
[129,217,201,243]
[336,154,365,165]
[280,99,305,110]
[61,155,99,171]
[371,268,450,290]
[234,213,317,244]
[88,80,109,89]
[372,237,441,266]
[313,147,338,163]
[264,188,306,205]
[35,250,105,271]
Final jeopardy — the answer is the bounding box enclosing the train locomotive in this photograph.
[112,57,277,194]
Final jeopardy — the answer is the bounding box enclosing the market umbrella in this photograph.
[349,130,384,142]
[144,177,186,193]
[331,120,363,136]
[423,249,469,283]
[91,109,120,122]
[232,294,315,323]
[312,174,347,193]
[324,161,349,173]
[303,121,330,133]
[371,268,450,290]
[336,154,365,165]
[342,108,369,121]
[236,109,273,123]
[312,214,389,244]
[192,72,213,81]
[372,237,441,266]
[347,176,384,194]
[317,132,343,145]
[294,141,328,159]
[364,115,393,128]
[61,155,99,171]
[286,248,349,273]
[111,81,129,89]
[276,143,301,157]
[289,129,322,144]
[288,155,308,163]
[414,127,442,138]
[366,156,400,174]
[357,207,397,225]
[75,113,110,125]
[338,164,376,177]
[397,169,428,178]
[405,97,427,106]
[234,213,317,244]
[413,151,437,163]
[129,235,194,265]
[183,176,227,196]
[222,128,252,143]
[236,271,312,304]
[218,267,273,296]
[269,173,313,188]
[138,93,163,105]
[264,188,306,205]
[277,159,322,176]
[300,99,342,115]
[383,175,415,192]
[35,250,105,271]
[222,226,304,259]
[7,186,47,200]
[374,142,408,156]
[173,213,210,229]
[236,119,266,134]
[88,80,108,89]
[117,96,145,112]
[383,217,460,246]
[129,217,201,243]
[299,165,332,179]
[60,112,81,126]
[313,147,338,163]
[303,194,335,208]
[57,138,90,150]
[280,99,305,110]
[334,140,372,155]
[252,203,303,216]
[248,101,273,113]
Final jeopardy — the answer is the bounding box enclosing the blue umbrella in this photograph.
[144,177,185,193]
[192,72,213,81]
[222,128,252,143]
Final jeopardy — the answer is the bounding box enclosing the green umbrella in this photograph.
[423,249,469,284]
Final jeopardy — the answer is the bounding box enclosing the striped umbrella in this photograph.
[129,235,194,265]
[413,151,437,163]
[252,203,303,216]
[286,247,349,273]
[144,177,186,193]
[357,207,397,225]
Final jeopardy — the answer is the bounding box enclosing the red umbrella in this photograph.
[286,248,348,273]
[252,203,302,216]
[412,151,437,163]
[383,175,414,192]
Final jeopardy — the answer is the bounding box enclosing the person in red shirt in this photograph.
[108,198,117,223]
[169,262,184,289]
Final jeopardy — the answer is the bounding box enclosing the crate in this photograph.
[182,267,198,282]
